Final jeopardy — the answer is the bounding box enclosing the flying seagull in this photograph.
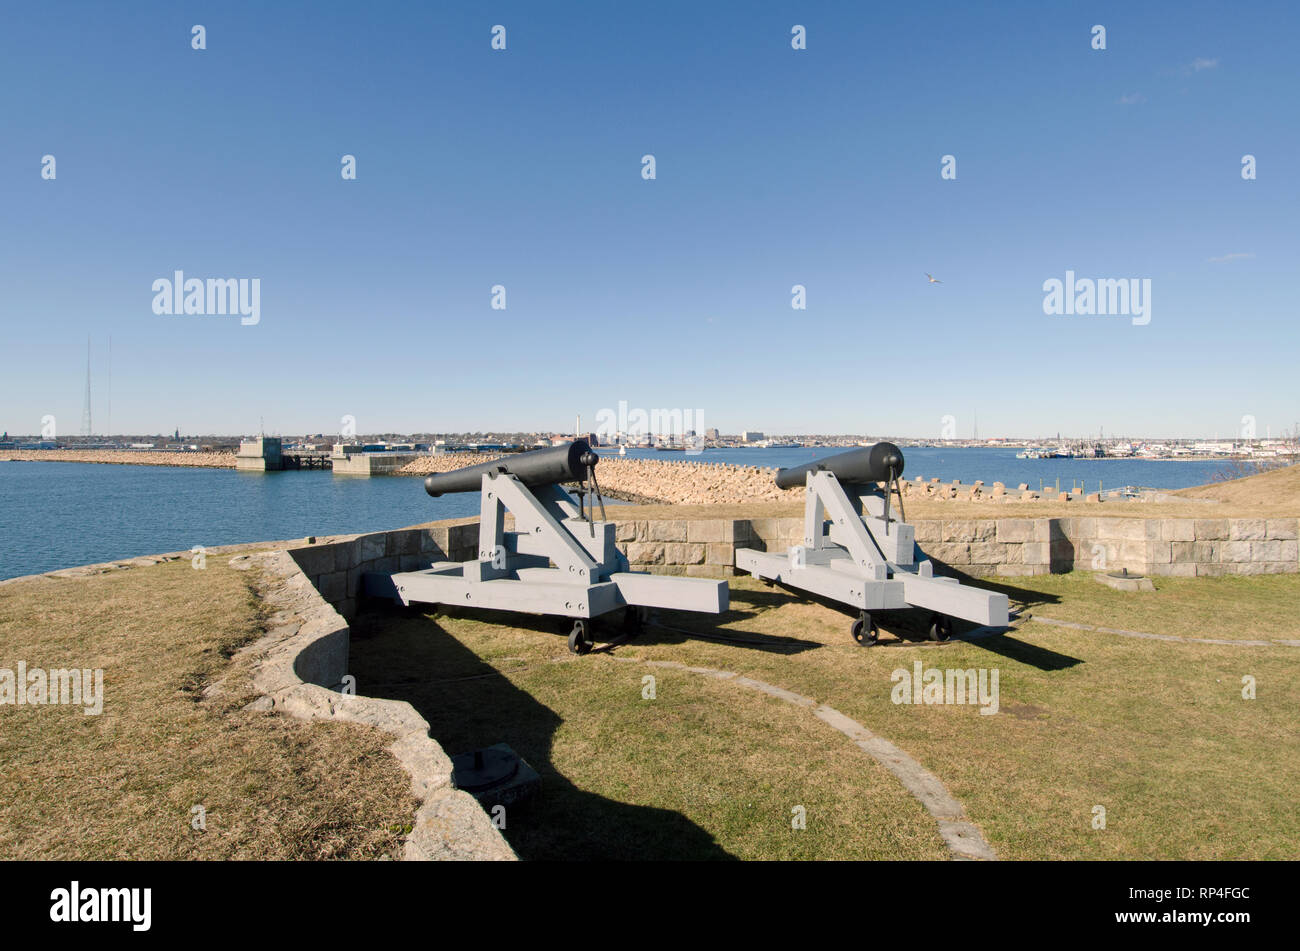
[926,273,942,284]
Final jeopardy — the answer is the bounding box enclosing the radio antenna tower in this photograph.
[81,337,93,437]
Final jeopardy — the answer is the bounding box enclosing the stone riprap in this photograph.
[398,453,788,504]
[396,456,1125,506]
[1,449,237,468]
[895,477,1183,506]
[399,457,1204,507]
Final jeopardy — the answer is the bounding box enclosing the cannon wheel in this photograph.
[851,611,879,646]
[568,619,593,655]
[927,613,953,642]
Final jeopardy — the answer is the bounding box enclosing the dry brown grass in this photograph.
[0,556,417,859]
[1174,462,1300,509]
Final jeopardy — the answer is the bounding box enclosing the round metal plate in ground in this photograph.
[451,748,521,792]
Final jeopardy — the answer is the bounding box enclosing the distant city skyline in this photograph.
[4,419,1296,443]
[5,335,1298,442]
[2,2,1296,438]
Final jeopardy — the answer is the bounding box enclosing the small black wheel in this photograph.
[851,612,879,646]
[928,613,953,642]
[568,619,593,655]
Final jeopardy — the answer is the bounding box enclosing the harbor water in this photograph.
[0,449,1231,580]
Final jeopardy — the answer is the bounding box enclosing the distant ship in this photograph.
[1016,447,1073,459]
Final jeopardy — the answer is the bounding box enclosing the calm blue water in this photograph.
[0,450,1230,580]
[0,463,478,581]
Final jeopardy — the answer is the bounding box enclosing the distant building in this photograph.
[705,428,719,441]
[742,431,764,443]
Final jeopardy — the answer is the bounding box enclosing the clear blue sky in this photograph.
[1,0,1295,440]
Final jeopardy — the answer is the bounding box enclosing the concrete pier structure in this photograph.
[331,442,422,476]
[236,436,283,471]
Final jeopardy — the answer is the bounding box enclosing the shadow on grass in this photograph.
[755,582,976,647]
[958,632,1083,671]
[949,573,1065,609]
[728,575,1081,671]
[349,604,736,860]
[621,610,824,655]
[939,574,1080,669]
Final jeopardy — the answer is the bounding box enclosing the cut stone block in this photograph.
[1194,519,1229,541]
[995,519,1035,543]
[1229,519,1267,541]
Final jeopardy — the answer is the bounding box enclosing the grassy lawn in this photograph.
[0,556,417,859]
[349,606,947,860]
[353,571,1300,860]
[989,571,1300,642]
[5,539,1294,861]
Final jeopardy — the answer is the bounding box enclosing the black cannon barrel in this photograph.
[773,442,905,490]
[424,440,596,497]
